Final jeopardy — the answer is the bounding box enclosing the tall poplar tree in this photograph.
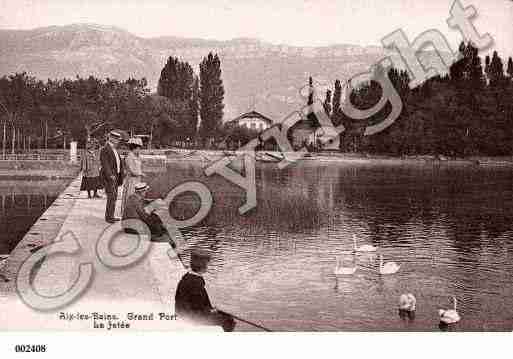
[323,89,332,117]
[189,75,200,140]
[484,55,491,82]
[488,51,505,88]
[157,56,197,139]
[199,52,225,141]
[506,57,513,79]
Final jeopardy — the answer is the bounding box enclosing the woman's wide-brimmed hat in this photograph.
[128,137,144,147]
[109,130,122,140]
[109,129,130,141]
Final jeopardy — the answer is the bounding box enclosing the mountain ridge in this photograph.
[0,23,430,120]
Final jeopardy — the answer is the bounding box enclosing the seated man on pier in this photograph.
[121,182,175,249]
[175,249,236,332]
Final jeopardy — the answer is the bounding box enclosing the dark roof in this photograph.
[228,110,273,125]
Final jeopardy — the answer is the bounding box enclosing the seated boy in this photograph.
[175,248,235,332]
[121,182,175,249]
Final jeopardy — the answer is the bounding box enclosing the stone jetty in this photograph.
[0,175,220,331]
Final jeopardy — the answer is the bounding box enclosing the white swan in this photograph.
[353,235,377,252]
[379,254,400,275]
[439,297,461,324]
[334,256,357,275]
[399,293,416,312]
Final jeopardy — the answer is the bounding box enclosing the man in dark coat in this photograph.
[100,131,125,223]
[175,249,235,332]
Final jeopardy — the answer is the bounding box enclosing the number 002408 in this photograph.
[14,345,47,353]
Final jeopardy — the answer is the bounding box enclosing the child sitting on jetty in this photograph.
[174,248,235,332]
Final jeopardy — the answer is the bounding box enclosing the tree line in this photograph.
[0,52,225,151]
[3,42,512,157]
[317,42,513,157]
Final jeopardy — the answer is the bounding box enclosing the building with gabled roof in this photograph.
[225,110,273,132]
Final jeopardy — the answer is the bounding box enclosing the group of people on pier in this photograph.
[81,131,149,225]
[80,130,236,332]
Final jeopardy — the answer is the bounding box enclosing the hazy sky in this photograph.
[1,0,512,54]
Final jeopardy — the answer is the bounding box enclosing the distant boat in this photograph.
[264,152,285,161]
[256,153,280,163]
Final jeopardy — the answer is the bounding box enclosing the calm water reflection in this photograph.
[0,179,67,254]
[150,161,513,331]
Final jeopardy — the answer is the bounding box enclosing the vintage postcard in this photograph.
[0,0,512,356]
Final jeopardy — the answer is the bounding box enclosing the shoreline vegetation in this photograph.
[0,150,512,173]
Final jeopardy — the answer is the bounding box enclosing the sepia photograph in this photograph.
[0,0,512,354]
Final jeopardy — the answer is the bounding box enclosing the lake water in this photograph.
[149,160,513,331]
[0,179,69,255]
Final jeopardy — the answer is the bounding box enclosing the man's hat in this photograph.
[135,182,150,192]
[128,137,144,147]
[190,246,212,262]
[189,247,212,271]
[109,130,122,139]
[191,247,212,258]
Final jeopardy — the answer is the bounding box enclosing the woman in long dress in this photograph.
[121,137,144,217]
[80,141,102,199]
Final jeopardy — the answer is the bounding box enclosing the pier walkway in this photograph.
[0,176,215,331]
